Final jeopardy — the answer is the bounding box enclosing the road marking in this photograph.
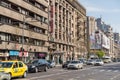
[91,72,95,75]
[30,71,72,80]
[114,70,119,72]
[82,75,86,77]
[69,78,77,80]
[76,76,80,78]
[28,64,120,80]
[29,66,97,80]
[110,74,120,80]
[99,69,105,72]
[107,70,112,72]
[89,79,95,80]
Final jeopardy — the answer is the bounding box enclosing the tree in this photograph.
[96,50,105,59]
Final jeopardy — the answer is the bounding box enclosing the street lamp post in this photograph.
[22,16,25,62]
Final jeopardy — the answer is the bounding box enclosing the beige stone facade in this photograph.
[86,16,98,57]
[0,0,87,63]
[48,0,87,64]
[0,0,49,61]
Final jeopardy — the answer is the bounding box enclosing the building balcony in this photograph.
[0,42,48,52]
[0,24,48,41]
[9,0,48,17]
[36,0,48,7]
[0,6,48,30]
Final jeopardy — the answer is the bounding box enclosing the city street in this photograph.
[14,62,120,80]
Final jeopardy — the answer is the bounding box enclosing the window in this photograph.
[11,4,19,12]
[13,62,18,68]
[0,16,10,24]
[0,0,10,8]
[29,11,34,18]
[18,62,23,67]
[20,8,28,15]
[29,0,35,5]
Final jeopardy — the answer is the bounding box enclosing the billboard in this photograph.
[102,34,110,49]
[90,31,102,49]
[90,33,96,49]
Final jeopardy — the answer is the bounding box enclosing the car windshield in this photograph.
[88,60,94,62]
[70,61,79,64]
[1,62,13,68]
[66,61,71,63]
[96,60,102,62]
[32,60,38,64]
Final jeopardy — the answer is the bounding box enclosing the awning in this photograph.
[9,50,19,56]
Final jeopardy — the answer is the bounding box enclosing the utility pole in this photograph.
[22,16,25,62]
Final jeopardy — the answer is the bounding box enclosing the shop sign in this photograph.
[19,51,28,57]
[39,53,45,57]
[0,53,9,57]
[9,51,19,56]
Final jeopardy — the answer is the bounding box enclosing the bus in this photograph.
[102,56,112,63]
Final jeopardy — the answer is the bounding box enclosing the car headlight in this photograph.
[32,66,35,68]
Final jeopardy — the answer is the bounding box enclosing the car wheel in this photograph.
[44,66,47,72]
[22,71,27,78]
[35,68,38,73]
[81,66,83,69]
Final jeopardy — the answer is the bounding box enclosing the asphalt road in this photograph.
[14,62,120,80]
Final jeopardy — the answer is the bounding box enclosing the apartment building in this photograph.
[86,16,98,57]
[48,0,86,64]
[96,18,114,58]
[0,0,49,61]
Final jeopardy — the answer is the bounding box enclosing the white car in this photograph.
[67,60,83,69]
[87,59,96,65]
[94,59,104,66]
[0,72,11,80]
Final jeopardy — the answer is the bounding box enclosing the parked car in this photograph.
[47,60,56,68]
[0,60,28,80]
[94,59,104,66]
[78,58,87,65]
[102,56,112,63]
[0,72,11,80]
[28,59,48,73]
[67,60,83,69]
[86,59,96,65]
[62,61,71,68]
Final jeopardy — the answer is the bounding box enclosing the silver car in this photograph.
[94,59,104,66]
[0,72,11,80]
[67,60,83,69]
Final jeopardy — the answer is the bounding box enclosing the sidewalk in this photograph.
[55,64,62,68]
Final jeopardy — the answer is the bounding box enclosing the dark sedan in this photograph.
[28,59,48,73]
[62,61,71,68]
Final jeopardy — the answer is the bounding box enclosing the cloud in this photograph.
[112,9,120,12]
[86,6,120,13]
[86,6,105,12]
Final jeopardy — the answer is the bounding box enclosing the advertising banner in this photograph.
[102,34,110,49]
[90,31,102,49]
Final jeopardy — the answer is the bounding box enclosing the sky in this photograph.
[78,0,120,33]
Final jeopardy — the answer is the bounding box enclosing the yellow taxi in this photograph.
[0,60,28,79]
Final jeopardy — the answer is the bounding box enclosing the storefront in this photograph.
[35,52,47,59]
[9,50,19,60]
[52,51,64,64]
[19,51,28,63]
[0,52,9,60]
